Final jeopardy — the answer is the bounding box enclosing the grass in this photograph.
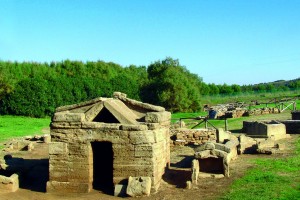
[0,115,51,144]
[221,138,300,200]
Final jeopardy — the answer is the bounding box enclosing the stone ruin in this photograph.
[175,122,290,186]
[0,134,51,193]
[170,128,217,146]
[243,120,287,140]
[47,92,171,196]
[208,103,281,119]
[192,129,238,179]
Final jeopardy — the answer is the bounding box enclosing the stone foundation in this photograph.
[243,120,286,140]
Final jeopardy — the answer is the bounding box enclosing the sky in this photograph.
[0,0,300,85]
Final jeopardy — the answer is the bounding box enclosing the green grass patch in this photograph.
[221,138,300,200]
[0,115,51,143]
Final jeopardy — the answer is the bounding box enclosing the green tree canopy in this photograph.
[142,57,202,112]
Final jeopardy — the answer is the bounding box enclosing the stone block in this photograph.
[85,102,104,122]
[46,181,90,193]
[214,143,231,153]
[51,122,82,129]
[126,176,151,197]
[145,112,171,123]
[0,174,19,193]
[216,128,231,143]
[53,112,85,122]
[49,142,68,155]
[191,159,199,184]
[194,150,211,159]
[129,131,155,144]
[43,134,51,143]
[238,134,257,154]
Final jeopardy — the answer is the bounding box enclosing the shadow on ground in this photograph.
[1,156,49,192]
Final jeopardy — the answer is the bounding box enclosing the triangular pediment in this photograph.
[54,92,164,125]
[84,99,139,125]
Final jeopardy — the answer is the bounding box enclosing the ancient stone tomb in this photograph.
[243,120,286,140]
[47,92,171,194]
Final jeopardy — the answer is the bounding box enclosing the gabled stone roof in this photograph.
[52,92,166,125]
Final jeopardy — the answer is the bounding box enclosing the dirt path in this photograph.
[1,134,299,200]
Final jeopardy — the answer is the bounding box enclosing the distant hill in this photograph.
[255,77,300,86]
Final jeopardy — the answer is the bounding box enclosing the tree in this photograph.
[231,84,241,93]
[142,57,202,112]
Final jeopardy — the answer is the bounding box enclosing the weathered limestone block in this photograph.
[238,134,257,154]
[211,149,228,158]
[0,174,19,192]
[51,122,82,129]
[194,142,215,152]
[126,176,151,197]
[145,112,171,123]
[194,150,211,159]
[223,156,230,177]
[85,102,104,122]
[134,145,153,157]
[46,181,90,193]
[191,159,199,184]
[49,142,68,155]
[214,143,231,153]
[43,134,51,143]
[53,112,85,122]
[129,131,155,144]
[145,123,160,130]
[216,128,231,143]
[153,129,169,143]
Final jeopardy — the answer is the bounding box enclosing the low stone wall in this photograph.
[244,107,280,116]
[170,128,216,146]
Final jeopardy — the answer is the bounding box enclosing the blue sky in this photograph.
[1,0,299,85]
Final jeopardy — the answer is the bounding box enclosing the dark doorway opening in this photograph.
[199,157,224,174]
[91,141,114,194]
